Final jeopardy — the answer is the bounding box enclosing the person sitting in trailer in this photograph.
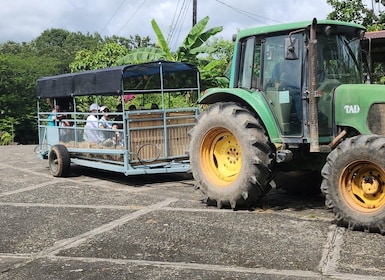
[98,106,114,146]
[58,111,72,142]
[84,103,102,143]
[113,103,124,129]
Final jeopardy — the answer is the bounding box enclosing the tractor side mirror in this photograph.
[284,37,299,60]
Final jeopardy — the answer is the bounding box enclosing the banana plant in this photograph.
[117,16,223,64]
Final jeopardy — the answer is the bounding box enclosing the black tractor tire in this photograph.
[48,144,71,177]
[321,135,385,234]
[189,102,276,209]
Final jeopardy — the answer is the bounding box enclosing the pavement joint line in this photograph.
[320,273,384,280]
[342,263,384,274]
[0,202,332,223]
[0,162,196,197]
[164,207,334,223]
[0,253,32,259]
[0,182,57,197]
[49,255,322,278]
[318,224,344,276]
[0,162,187,194]
[0,163,54,180]
[0,202,142,211]
[35,198,179,257]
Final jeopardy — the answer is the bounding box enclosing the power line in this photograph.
[174,0,191,47]
[214,0,282,24]
[117,0,146,35]
[100,0,128,35]
[168,0,191,50]
[168,0,183,42]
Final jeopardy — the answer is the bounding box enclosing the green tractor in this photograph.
[189,18,385,234]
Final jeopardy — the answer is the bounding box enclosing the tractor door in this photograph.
[262,34,303,136]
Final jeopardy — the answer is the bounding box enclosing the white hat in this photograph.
[89,103,99,111]
[99,106,108,112]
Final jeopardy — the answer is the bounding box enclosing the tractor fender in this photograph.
[199,88,281,142]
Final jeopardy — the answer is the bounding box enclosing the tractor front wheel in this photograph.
[321,135,385,234]
[189,102,275,208]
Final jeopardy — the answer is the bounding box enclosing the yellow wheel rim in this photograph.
[339,160,385,213]
[200,127,242,188]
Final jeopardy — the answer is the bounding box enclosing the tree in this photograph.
[118,16,223,64]
[0,29,153,144]
[327,0,385,30]
[70,43,129,72]
[30,29,104,74]
[199,37,234,89]
[105,34,155,50]
[0,52,60,143]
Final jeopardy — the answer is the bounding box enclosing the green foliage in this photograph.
[70,43,129,71]
[0,117,16,145]
[0,131,12,145]
[0,28,154,144]
[0,52,57,143]
[118,16,223,65]
[326,0,385,29]
[118,47,167,64]
[327,0,385,83]
[151,19,174,61]
[176,17,223,63]
[117,16,227,92]
[0,18,229,144]
[198,37,234,89]
[104,34,155,50]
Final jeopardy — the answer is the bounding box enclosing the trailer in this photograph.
[36,61,200,177]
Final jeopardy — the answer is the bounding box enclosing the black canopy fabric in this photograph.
[36,61,198,98]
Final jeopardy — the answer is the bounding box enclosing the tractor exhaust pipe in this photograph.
[308,18,320,152]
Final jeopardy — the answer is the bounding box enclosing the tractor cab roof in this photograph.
[236,19,365,41]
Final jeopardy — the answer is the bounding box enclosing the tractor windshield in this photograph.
[318,34,362,84]
[316,33,363,137]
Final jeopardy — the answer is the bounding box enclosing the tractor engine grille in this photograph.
[368,103,385,135]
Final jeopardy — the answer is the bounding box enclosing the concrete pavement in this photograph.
[0,145,384,279]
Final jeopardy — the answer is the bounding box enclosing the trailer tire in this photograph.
[321,135,385,234]
[48,144,70,177]
[189,102,275,209]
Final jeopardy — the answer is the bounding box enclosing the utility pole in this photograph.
[193,0,197,26]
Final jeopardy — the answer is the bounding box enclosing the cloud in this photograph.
[0,0,334,44]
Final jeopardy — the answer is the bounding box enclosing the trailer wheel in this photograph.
[189,102,275,208]
[48,144,70,177]
[321,135,385,234]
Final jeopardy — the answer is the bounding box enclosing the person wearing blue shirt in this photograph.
[48,105,60,126]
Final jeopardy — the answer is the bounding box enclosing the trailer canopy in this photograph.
[37,61,199,99]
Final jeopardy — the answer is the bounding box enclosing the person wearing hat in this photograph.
[99,106,112,130]
[98,106,114,143]
[84,103,101,143]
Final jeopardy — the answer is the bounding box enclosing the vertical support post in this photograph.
[193,0,197,27]
[309,18,320,152]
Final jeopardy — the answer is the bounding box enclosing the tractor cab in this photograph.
[233,21,364,142]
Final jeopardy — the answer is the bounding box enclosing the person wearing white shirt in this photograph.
[84,103,101,143]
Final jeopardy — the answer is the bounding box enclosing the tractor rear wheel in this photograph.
[321,135,385,234]
[189,102,275,208]
[48,144,71,177]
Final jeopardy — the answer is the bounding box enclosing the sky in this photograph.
[0,0,378,48]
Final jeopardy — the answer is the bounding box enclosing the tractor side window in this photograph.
[263,35,302,91]
[253,44,262,89]
[238,37,256,89]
